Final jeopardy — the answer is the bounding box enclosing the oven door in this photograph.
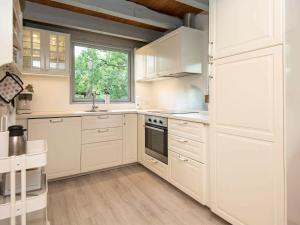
[145,124,168,164]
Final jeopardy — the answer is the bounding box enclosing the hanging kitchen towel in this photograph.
[0,62,22,80]
[0,62,23,104]
[0,72,23,103]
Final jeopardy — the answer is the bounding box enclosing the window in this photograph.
[72,42,133,102]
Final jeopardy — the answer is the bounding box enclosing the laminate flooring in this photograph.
[48,164,230,225]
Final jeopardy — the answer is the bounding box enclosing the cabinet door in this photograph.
[169,151,206,204]
[123,114,138,164]
[23,28,44,73]
[157,32,181,76]
[46,31,70,75]
[81,140,123,172]
[137,114,145,164]
[144,44,157,78]
[135,48,145,81]
[210,0,283,59]
[28,117,81,179]
[210,46,284,225]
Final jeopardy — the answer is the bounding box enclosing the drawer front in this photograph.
[143,154,168,180]
[168,134,206,163]
[82,127,123,144]
[169,119,205,142]
[81,140,123,172]
[82,115,123,130]
[169,151,206,204]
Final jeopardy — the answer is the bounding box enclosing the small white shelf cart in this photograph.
[0,140,49,225]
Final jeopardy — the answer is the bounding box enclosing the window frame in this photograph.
[70,41,134,104]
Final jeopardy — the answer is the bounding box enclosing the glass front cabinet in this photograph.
[23,27,70,76]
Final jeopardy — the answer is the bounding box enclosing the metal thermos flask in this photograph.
[8,125,27,156]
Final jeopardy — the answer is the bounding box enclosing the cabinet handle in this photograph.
[177,139,188,144]
[49,118,63,123]
[97,128,109,133]
[178,155,188,162]
[97,115,109,119]
[208,75,214,80]
[150,158,158,163]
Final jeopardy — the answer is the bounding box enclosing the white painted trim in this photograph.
[176,0,209,12]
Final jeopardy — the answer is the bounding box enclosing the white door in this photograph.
[209,0,283,59]
[137,114,145,164]
[28,117,81,179]
[123,114,138,164]
[210,46,284,225]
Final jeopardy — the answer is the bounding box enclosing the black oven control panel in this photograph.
[145,115,168,127]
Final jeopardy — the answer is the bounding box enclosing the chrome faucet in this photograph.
[91,92,98,112]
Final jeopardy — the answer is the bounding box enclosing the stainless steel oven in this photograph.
[145,115,168,164]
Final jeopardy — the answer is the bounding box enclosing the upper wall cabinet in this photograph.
[22,27,70,76]
[135,27,204,81]
[209,0,283,59]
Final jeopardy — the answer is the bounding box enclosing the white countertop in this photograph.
[16,109,209,124]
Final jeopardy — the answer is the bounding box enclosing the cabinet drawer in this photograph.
[81,140,123,172]
[168,134,206,163]
[169,119,205,142]
[82,127,122,144]
[143,154,168,180]
[169,151,206,204]
[82,115,123,130]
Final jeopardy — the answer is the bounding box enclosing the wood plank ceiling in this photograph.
[26,0,205,32]
[128,0,204,18]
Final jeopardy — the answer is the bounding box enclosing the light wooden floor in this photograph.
[48,164,230,225]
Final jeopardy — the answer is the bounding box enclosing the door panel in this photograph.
[210,46,284,225]
[210,0,283,58]
[28,117,81,179]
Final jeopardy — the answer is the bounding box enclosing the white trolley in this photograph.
[0,140,49,225]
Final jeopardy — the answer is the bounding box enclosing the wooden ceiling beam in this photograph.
[26,0,182,32]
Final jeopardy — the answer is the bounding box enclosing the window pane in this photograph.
[73,45,129,102]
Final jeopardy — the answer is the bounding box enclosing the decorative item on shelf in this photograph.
[17,84,34,114]
[0,115,9,158]
[104,88,110,104]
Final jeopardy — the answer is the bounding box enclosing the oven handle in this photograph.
[145,125,166,132]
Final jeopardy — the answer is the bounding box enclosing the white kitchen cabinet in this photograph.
[0,0,23,71]
[137,114,145,164]
[123,114,138,164]
[143,154,168,180]
[28,117,82,179]
[169,151,206,204]
[135,26,203,81]
[46,31,70,75]
[81,140,123,173]
[209,0,283,59]
[82,114,123,130]
[22,27,70,76]
[82,127,123,144]
[157,27,203,76]
[135,48,145,81]
[144,44,157,78]
[209,46,284,225]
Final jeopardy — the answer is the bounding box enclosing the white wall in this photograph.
[286,0,300,224]
[140,14,209,111]
[22,75,136,112]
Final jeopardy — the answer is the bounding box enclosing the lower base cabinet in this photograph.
[81,140,123,173]
[143,154,168,180]
[28,117,81,180]
[168,151,206,204]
